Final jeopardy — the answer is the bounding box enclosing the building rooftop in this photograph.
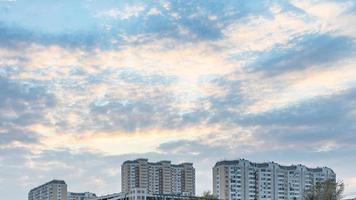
[122,158,193,167]
[29,179,66,193]
[214,159,334,173]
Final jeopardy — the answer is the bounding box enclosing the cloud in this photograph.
[240,88,356,126]
[154,0,273,40]
[0,77,56,149]
[147,7,161,16]
[0,77,56,126]
[0,0,297,46]
[158,139,226,156]
[88,97,178,132]
[204,88,356,153]
[246,33,355,75]
[291,0,356,36]
[0,23,106,49]
[181,80,356,154]
[97,5,145,20]
[0,128,39,146]
[116,68,178,85]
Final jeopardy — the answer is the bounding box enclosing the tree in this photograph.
[304,180,344,200]
[201,191,218,199]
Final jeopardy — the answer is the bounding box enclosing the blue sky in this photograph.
[0,0,356,199]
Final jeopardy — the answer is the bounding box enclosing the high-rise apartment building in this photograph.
[28,180,68,200]
[121,159,195,196]
[213,159,335,200]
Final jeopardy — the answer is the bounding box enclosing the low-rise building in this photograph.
[68,192,97,200]
[95,188,215,200]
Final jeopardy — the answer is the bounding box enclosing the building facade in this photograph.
[213,159,335,200]
[121,159,195,196]
[68,192,97,200]
[28,180,68,200]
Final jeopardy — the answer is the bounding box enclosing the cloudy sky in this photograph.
[0,0,356,199]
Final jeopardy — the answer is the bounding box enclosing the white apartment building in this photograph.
[121,159,195,196]
[213,159,335,200]
[28,180,68,200]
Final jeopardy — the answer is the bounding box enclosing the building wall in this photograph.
[138,159,149,190]
[121,159,195,196]
[148,164,160,194]
[171,165,183,194]
[121,163,130,193]
[160,161,172,194]
[213,165,228,200]
[213,159,336,200]
[182,163,195,196]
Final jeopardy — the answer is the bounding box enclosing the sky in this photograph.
[0,0,355,199]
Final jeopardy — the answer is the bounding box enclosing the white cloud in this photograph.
[147,7,161,16]
[96,5,145,20]
[292,0,356,37]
